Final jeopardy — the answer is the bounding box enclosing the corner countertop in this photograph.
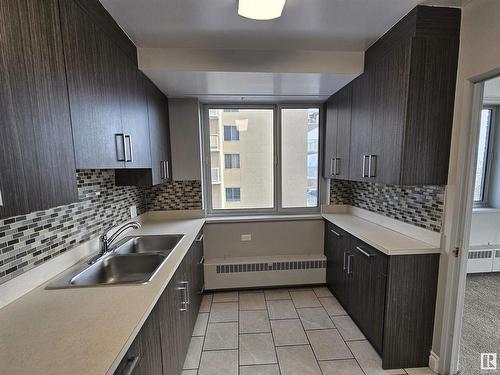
[0,214,205,375]
[321,210,441,256]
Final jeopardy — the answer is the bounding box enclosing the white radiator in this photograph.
[204,254,326,290]
[467,248,500,273]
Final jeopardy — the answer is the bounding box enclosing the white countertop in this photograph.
[0,215,205,375]
[322,213,440,256]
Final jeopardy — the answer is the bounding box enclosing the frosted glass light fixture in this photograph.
[238,0,286,20]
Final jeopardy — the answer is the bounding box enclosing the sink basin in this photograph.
[112,234,184,255]
[69,254,166,286]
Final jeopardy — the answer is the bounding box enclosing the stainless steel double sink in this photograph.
[46,235,183,289]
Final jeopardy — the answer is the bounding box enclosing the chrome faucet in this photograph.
[88,221,142,264]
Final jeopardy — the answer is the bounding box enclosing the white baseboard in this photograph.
[429,351,440,374]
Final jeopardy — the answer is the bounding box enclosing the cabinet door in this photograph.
[335,86,352,180]
[349,72,373,182]
[158,268,184,375]
[144,74,171,185]
[370,41,411,184]
[0,0,77,219]
[325,222,349,307]
[350,240,387,354]
[60,0,124,169]
[114,304,162,375]
[118,60,151,169]
[322,97,338,178]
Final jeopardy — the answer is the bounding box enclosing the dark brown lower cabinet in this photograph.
[324,220,439,369]
[115,229,204,375]
[114,304,163,375]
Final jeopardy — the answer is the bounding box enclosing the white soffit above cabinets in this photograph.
[100,0,463,100]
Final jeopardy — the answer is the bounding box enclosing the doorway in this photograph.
[453,75,500,374]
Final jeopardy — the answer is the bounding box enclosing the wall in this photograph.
[432,0,500,372]
[330,180,445,233]
[469,209,500,246]
[204,220,324,259]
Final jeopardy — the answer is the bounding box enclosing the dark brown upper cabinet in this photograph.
[60,0,152,170]
[0,0,78,219]
[327,5,460,186]
[323,85,351,180]
[115,73,172,187]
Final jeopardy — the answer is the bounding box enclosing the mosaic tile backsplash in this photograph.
[148,180,202,211]
[330,180,445,232]
[0,170,202,285]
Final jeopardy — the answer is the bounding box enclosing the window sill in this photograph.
[472,207,500,213]
[205,213,323,224]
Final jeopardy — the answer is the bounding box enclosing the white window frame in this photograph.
[473,105,496,207]
[202,103,324,216]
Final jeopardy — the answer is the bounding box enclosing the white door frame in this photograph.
[447,81,485,374]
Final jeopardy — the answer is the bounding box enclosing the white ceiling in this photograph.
[100,0,460,51]
[99,0,462,100]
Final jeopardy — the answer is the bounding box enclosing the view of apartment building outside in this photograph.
[208,107,319,211]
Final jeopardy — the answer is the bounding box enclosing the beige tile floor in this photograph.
[182,286,437,375]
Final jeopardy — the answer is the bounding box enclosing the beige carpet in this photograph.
[459,273,500,375]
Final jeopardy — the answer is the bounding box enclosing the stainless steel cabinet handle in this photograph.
[185,281,190,305]
[356,246,375,257]
[330,158,335,176]
[343,252,348,271]
[347,254,353,274]
[179,281,189,311]
[198,284,205,295]
[362,155,369,177]
[330,229,341,237]
[116,134,126,162]
[165,160,170,180]
[198,256,205,265]
[122,355,141,375]
[369,155,376,178]
[196,233,204,242]
[160,161,165,179]
[124,135,133,162]
[335,158,340,175]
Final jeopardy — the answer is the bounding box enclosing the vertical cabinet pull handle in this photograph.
[196,233,204,242]
[179,281,189,311]
[362,155,369,177]
[160,161,165,179]
[369,155,377,178]
[330,158,335,177]
[343,252,348,271]
[165,160,170,180]
[116,134,126,162]
[335,158,340,175]
[347,254,353,274]
[124,135,133,162]
[122,355,141,375]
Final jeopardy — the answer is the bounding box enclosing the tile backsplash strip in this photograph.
[147,180,202,211]
[330,180,445,232]
[0,170,203,286]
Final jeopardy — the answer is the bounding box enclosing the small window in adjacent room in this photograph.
[473,108,494,205]
[224,154,241,169]
[224,125,240,141]
[225,187,241,202]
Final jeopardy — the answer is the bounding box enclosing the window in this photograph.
[224,125,240,141]
[204,105,321,214]
[225,188,241,202]
[474,108,494,204]
[281,108,319,208]
[225,154,240,169]
[211,168,221,184]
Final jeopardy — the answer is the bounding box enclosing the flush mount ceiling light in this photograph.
[238,0,286,20]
